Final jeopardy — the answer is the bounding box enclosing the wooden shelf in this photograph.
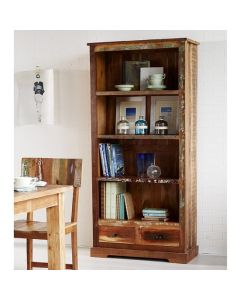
[96,90,179,96]
[97,134,179,140]
[97,176,179,184]
[98,219,179,228]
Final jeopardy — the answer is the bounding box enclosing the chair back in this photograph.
[21,158,82,222]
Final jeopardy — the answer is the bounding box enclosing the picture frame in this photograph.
[116,97,146,134]
[124,61,150,90]
[140,67,164,90]
[150,96,179,134]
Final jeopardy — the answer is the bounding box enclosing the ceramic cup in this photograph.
[150,73,166,79]
[148,73,166,86]
[14,176,36,188]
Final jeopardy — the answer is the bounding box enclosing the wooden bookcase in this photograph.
[88,38,199,263]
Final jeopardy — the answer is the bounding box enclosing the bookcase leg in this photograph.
[168,257,187,264]
[90,247,109,258]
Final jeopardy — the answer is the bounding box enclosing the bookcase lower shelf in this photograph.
[90,246,199,264]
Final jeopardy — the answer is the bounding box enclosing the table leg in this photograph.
[46,193,66,270]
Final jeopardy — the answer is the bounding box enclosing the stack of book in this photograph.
[99,143,125,177]
[142,208,169,221]
[101,182,135,220]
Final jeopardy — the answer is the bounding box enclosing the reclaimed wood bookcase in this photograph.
[88,38,199,263]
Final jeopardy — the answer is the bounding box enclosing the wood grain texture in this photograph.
[97,134,179,140]
[96,90,179,96]
[22,158,82,187]
[89,38,198,263]
[15,158,82,270]
[46,193,66,270]
[90,245,198,263]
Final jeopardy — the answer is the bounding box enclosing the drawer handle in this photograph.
[155,234,164,240]
[144,233,166,240]
[111,233,118,238]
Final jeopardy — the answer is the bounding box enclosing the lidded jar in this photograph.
[117,116,130,134]
[135,116,148,135]
[155,116,168,135]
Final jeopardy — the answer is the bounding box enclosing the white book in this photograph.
[110,183,126,219]
[105,182,111,219]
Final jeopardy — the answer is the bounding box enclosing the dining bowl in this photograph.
[115,84,134,91]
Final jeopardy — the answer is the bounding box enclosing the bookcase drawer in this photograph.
[139,228,180,247]
[99,226,135,244]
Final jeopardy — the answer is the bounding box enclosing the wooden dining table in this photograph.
[14,184,73,270]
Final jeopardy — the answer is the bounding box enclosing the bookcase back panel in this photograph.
[95,48,179,91]
[127,182,179,222]
[97,97,116,135]
[96,53,107,90]
[119,139,179,178]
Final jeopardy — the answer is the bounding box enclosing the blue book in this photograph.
[102,144,109,177]
[119,193,126,220]
[106,144,115,177]
[111,144,125,177]
[99,144,106,176]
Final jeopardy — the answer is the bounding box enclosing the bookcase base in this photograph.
[90,245,198,264]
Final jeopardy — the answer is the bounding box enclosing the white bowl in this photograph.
[115,84,134,91]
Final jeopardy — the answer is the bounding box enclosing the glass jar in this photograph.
[135,116,148,135]
[155,116,168,135]
[117,116,130,134]
[147,164,161,179]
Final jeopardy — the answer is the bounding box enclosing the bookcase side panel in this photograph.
[185,42,198,252]
[178,42,186,251]
[90,46,100,247]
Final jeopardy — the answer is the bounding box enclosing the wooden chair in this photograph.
[14,158,82,270]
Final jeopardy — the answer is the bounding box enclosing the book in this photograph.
[141,217,169,222]
[110,182,126,219]
[106,143,114,177]
[111,144,125,176]
[142,208,168,214]
[123,192,135,220]
[105,182,111,219]
[100,182,106,219]
[119,193,126,220]
[99,144,106,176]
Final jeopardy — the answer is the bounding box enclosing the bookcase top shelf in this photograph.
[96,90,179,96]
[99,219,180,228]
[97,176,179,184]
[97,134,179,140]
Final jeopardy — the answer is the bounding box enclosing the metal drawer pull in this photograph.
[111,233,118,238]
[154,234,164,240]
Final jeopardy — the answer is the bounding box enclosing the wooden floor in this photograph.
[14,241,227,270]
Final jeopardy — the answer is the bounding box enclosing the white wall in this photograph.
[14,30,227,255]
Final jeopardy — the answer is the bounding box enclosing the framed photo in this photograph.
[116,97,146,134]
[150,96,179,134]
[140,67,164,90]
[124,61,150,90]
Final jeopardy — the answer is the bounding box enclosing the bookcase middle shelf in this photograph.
[97,176,179,184]
[97,135,179,140]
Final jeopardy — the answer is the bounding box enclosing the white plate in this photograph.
[147,84,166,90]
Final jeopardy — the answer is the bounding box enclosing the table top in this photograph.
[14,184,73,203]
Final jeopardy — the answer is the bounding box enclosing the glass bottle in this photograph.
[117,116,130,134]
[155,116,168,135]
[135,116,148,135]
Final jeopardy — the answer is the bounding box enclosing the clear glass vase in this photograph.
[117,116,130,134]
